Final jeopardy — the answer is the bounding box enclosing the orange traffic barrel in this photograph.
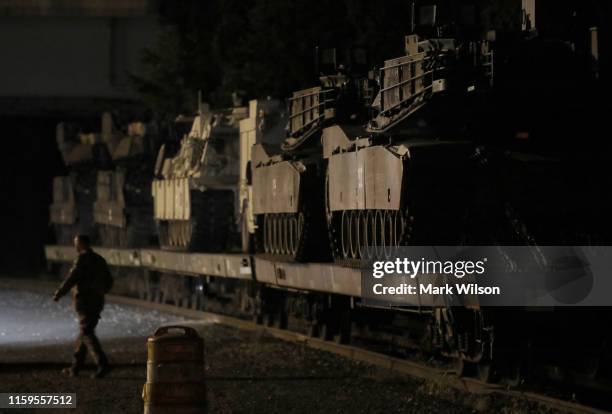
[143,325,206,414]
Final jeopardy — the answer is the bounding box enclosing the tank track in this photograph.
[254,169,331,263]
[326,209,411,268]
[324,165,412,267]
[158,190,235,252]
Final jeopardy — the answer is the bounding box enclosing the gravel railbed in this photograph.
[0,286,554,413]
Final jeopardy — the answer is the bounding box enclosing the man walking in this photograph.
[53,234,113,378]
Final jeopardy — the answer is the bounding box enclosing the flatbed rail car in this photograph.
[43,244,612,391]
[44,245,361,297]
[42,243,502,381]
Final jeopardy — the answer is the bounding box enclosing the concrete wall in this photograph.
[0,15,157,100]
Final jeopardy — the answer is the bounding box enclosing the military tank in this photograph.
[251,48,373,261]
[238,99,287,252]
[94,121,160,247]
[152,98,248,251]
[251,6,493,263]
[50,113,116,245]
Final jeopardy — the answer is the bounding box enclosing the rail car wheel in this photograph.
[263,313,275,327]
[476,362,494,383]
[454,357,470,377]
[274,309,289,330]
[307,322,320,337]
[319,323,335,341]
[503,362,523,387]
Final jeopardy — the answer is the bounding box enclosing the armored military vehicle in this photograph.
[251,48,373,261]
[238,99,287,252]
[94,121,160,247]
[251,5,493,262]
[50,113,116,245]
[152,99,248,251]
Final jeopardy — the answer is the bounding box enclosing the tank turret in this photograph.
[50,112,118,245]
[94,120,160,247]
[152,100,248,251]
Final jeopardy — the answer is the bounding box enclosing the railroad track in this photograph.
[0,277,608,414]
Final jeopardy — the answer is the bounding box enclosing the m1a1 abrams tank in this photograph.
[238,99,287,252]
[326,28,494,261]
[50,113,115,245]
[94,121,160,247]
[251,48,373,261]
[152,99,248,251]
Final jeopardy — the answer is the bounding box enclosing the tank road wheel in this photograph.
[357,210,369,260]
[341,210,351,259]
[273,214,280,255]
[349,211,359,259]
[276,214,282,255]
[285,216,292,256]
[280,215,288,255]
[383,211,394,258]
[288,216,295,256]
[374,210,385,260]
[279,214,286,255]
[263,215,270,253]
[271,214,279,255]
[277,215,283,255]
[257,208,311,261]
[296,212,304,252]
[365,211,375,259]
[268,215,275,254]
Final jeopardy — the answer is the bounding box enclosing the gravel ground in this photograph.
[0,288,549,414]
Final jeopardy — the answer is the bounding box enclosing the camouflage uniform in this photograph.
[54,248,113,371]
